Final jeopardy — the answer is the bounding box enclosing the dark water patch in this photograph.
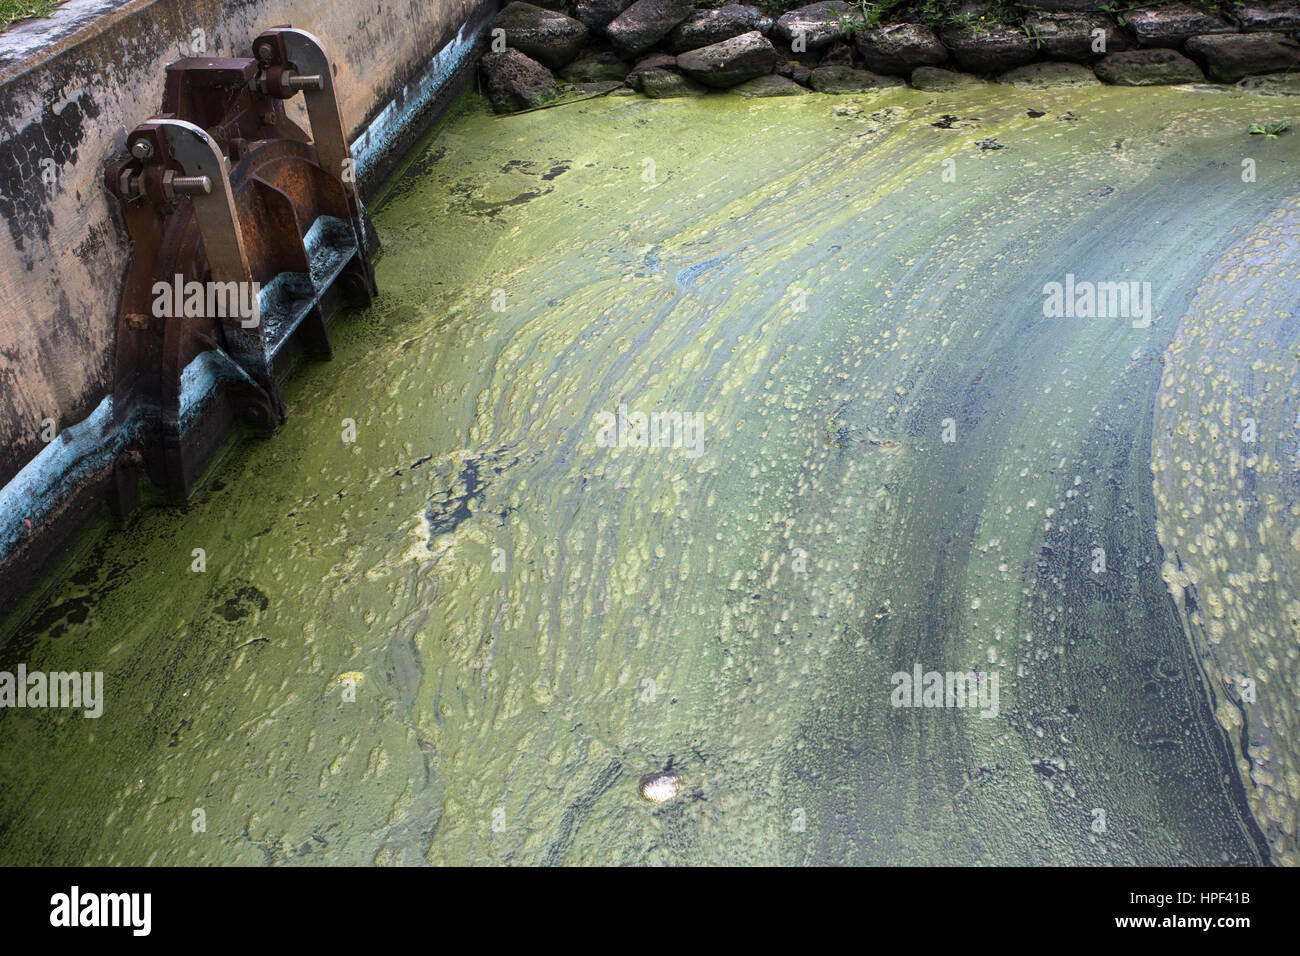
[541,757,622,866]
[424,449,520,539]
[213,582,269,623]
[467,188,552,217]
[1014,357,1266,865]
[932,114,979,130]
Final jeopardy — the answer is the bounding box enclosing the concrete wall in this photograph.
[0,0,494,617]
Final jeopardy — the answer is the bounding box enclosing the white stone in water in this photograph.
[639,773,680,803]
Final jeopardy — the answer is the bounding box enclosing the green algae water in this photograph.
[2,82,1297,865]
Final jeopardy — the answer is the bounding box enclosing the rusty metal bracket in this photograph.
[152,118,269,381]
[253,27,376,272]
[105,27,378,506]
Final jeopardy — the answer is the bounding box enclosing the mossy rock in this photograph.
[1237,71,1300,95]
[639,67,710,97]
[909,66,987,91]
[728,74,811,96]
[810,65,905,94]
[997,61,1101,89]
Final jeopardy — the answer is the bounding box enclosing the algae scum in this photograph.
[2,82,1298,865]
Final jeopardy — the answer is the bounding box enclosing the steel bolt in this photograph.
[130,139,154,161]
[170,175,212,196]
[287,73,324,91]
[255,41,275,63]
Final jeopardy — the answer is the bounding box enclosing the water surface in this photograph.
[2,83,1296,865]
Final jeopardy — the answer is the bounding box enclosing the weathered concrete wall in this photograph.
[0,0,491,496]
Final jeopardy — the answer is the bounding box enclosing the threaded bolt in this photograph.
[170,175,211,195]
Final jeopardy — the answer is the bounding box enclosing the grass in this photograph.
[0,0,65,33]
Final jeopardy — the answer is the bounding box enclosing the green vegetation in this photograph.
[757,1,1044,34]
[1097,1,1144,28]
[830,7,861,36]
[757,0,1250,33]
[1250,120,1292,137]
[0,0,64,33]
[847,1,1015,33]
[1019,19,1045,47]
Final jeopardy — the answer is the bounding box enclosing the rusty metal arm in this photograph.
[254,27,377,281]
[126,119,271,381]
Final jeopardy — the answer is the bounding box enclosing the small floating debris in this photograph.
[1249,120,1290,138]
[825,404,904,451]
[639,773,680,804]
[932,114,979,130]
[825,402,850,448]
[975,138,1005,151]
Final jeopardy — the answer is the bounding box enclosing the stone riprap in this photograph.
[1094,48,1205,86]
[676,31,778,87]
[855,23,947,76]
[1125,3,1234,48]
[773,1,861,51]
[493,3,590,70]
[941,22,1038,73]
[809,64,905,93]
[1023,13,1130,63]
[476,0,1300,111]
[666,4,773,53]
[481,48,557,111]
[1184,32,1300,83]
[606,0,696,57]
[574,0,635,30]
